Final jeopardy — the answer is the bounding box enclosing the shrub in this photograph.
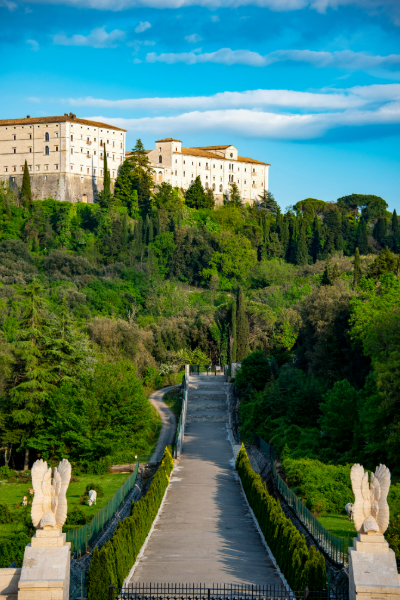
[0,466,16,479]
[66,506,90,527]
[0,503,13,524]
[0,532,30,568]
[87,447,174,600]
[235,445,327,591]
[85,483,105,498]
[235,350,271,394]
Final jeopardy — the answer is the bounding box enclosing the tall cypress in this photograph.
[295,223,308,266]
[103,145,111,196]
[392,210,400,252]
[357,218,369,255]
[148,217,154,244]
[353,247,362,287]
[236,286,249,361]
[156,211,162,237]
[231,299,237,362]
[122,213,128,248]
[310,216,321,263]
[21,160,32,208]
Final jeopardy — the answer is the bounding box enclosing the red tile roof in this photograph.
[0,115,126,132]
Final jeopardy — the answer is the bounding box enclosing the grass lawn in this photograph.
[318,512,357,539]
[163,388,183,419]
[0,472,130,541]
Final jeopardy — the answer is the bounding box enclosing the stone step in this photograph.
[186,414,228,423]
[189,395,226,403]
[187,403,227,412]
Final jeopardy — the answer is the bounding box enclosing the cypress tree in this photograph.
[148,217,154,244]
[392,210,400,252]
[21,160,32,208]
[103,145,111,196]
[229,183,242,207]
[357,217,369,255]
[122,213,128,248]
[156,211,162,237]
[373,216,387,247]
[295,223,308,266]
[353,247,362,287]
[321,260,334,286]
[262,214,269,243]
[310,216,321,263]
[236,286,249,361]
[185,176,207,209]
[231,299,237,362]
[113,160,139,217]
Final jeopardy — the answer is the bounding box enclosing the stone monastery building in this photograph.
[0,113,126,203]
[0,114,269,204]
[145,138,270,204]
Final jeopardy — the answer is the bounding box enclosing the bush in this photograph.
[0,503,13,524]
[85,483,105,498]
[282,456,353,514]
[0,466,16,479]
[87,447,174,600]
[0,532,30,568]
[235,445,327,591]
[66,506,90,527]
[235,350,271,394]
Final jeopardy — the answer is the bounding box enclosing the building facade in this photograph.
[0,113,126,203]
[145,138,270,204]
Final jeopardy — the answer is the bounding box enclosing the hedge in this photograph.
[87,446,174,600]
[235,445,327,591]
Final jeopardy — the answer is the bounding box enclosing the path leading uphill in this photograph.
[129,374,283,585]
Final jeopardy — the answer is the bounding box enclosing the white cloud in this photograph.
[185,33,203,43]
[0,0,17,9]
[27,39,39,51]
[145,47,400,69]
[135,20,151,33]
[211,14,219,20]
[53,26,125,48]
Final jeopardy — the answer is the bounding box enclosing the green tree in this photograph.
[357,217,369,255]
[373,216,387,247]
[185,176,208,209]
[236,286,249,361]
[392,210,400,252]
[127,139,154,214]
[257,190,278,214]
[98,146,112,208]
[366,247,399,280]
[228,183,242,207]
[20,160,32,208]
[235,350,271,393]
[231,299,237,362]
[353,247,362,287]
[295,223,308,266]
[205,187,215,209]
[113,160,139,217]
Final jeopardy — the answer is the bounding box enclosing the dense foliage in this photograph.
[236,445,327,590]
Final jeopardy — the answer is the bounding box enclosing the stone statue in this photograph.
[350,463,390,535]
[31,458,71,529]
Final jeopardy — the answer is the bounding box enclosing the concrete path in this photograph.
[149,386,177,464]
[129,375,283,586]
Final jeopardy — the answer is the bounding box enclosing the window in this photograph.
[21,166,24,172]
[71,148,74,155]
[45,132,49,141]
[55,164,59,170]
[29,165,32,171]
[36,165,40,171]
[45,165,49,171]
[94,150,96,156]
[107,139,109,144]
[199,162,201,166]
[230,153,233,158]
[183,160,186,164]
[159,155,162,163]
[12,166,17,172]
[183,171,185,177]
[175,170,177,176]
[120,143,122,148]
[55,146,59,152]
[56,132,58,138]
[159,147,162,152]
[94,138,97,142]
[219,184,223,192]
[206,162,208,167]
[87,168,90,175]
[244,168,247,172]
[71,165,73,170]
[113,141,115,148]
[253,181,255,185]
[13,148,16,154]
[11,177,15,182]
[94,168,96,175]
[220,165,223,169]
[175,147,178,151]
[29,147,32,153]
[112,171,115,178]
[81,148,83,153]
[237,179,240,183]
[100,170,103,176]
[253,168,255,173]
[212,184,215,190]
[100,152,103,158]
[45,146,49,155]
[87,137,90,142]
[112,154,115,161]
[100,140,103,146]
[107,153,109,158]
[175,159,178,164]
[244,180,247,185]
[80,166,83,172]
[213,164,215,168]
[29,134,32,140]
[13,134,16,140]
[71,135,74,141]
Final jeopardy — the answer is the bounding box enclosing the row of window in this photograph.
[11,146,59,154]
[168,156,258,174]
[70,148,121,161]
[4,164,59,172]
[168,169,261,186]
[8,132,59,141]
[69,165,115,177]
[70,135,122,148]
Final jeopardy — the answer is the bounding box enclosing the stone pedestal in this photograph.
[18,529,70,600]
[349,534,400,600]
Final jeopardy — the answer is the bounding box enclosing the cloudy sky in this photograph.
[1,0,400,209]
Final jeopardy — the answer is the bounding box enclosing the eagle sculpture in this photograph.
[31,459,71,529]
[350,463,390,535]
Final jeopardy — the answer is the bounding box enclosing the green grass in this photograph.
[163,389,183,419]
[317,512,357,538]
[0,472,130,541]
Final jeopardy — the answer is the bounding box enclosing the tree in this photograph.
[310,216,321,263]
[20,160,32,208]
[373,216,387,247]
[295,223,308,266]
[185,176,207,209]
[228,183,242,207]
[206,187,215,209]
[113,160,139,217]
[235,350,271,393]
[127,139,154,214]
[353,247,362,287]
[366,247,399,280]
[392,210,400,252]
[98,146,112,208]
[321,260,339,286]
[357,217,369,255]
[257,190,278,214]
[236,286,249,361]
[231,299,237,362]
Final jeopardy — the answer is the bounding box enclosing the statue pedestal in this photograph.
[18,529,70,600]
[349,534,400,600]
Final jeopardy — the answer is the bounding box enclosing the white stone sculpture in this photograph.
[88,489,97,506]
[31,458,71,530]
[350,463,390,534]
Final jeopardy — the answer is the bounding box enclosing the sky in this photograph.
[1,0,400,211]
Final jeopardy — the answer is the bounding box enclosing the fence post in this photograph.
[109,584,114,600]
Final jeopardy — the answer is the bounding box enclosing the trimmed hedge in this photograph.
[87,447,174,600]
[235,445,327,591]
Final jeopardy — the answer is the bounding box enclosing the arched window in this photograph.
[205,182,209,189]
[158,171,162,183]
[159,155,162,163]
[219,184,223,192]
[45,132,49,141]
[45,146,49,155]
[212,183,216,191]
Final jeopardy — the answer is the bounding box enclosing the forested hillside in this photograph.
[0,139,399,477]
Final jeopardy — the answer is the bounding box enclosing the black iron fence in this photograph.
[189,365,224,375]
[109,584,348,600]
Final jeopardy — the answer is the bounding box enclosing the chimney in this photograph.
[69,112,76,118]
[26,115,30,119]
[64,113,68,117]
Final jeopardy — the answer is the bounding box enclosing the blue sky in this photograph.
[1,0,400,211]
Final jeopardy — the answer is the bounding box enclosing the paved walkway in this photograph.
[129,375,283,585]
[149,386,177,463]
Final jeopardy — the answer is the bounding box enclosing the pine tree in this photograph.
[353,247,362,287]
[185,176,207,209]
[229,183,242,207]
[231,299,237,362]
[156,211,162,237]
[257,190,278,214]
[357,217,369,255]
[148,217,154,244]
[121,213,128,248]
[21,160,32,208]
[236,286,249,361]
[128,139,154,215]
[206,187,215,209]
[392,210,400,252]
[321,260,333,286]
[113,160,139,217]
[373,216,387,247]
[261,214,269,243]
[295,223,308,266]
[98,145,112,208]
[310,216,321,263]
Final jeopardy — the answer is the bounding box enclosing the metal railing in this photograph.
[66,461,139,557]
[254,435,351,566]
[189,364,223,375]
[109,583,349,600]
[174,374,188,458]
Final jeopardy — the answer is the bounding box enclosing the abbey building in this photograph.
[0,114,126,203]
[145,138,270,204]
